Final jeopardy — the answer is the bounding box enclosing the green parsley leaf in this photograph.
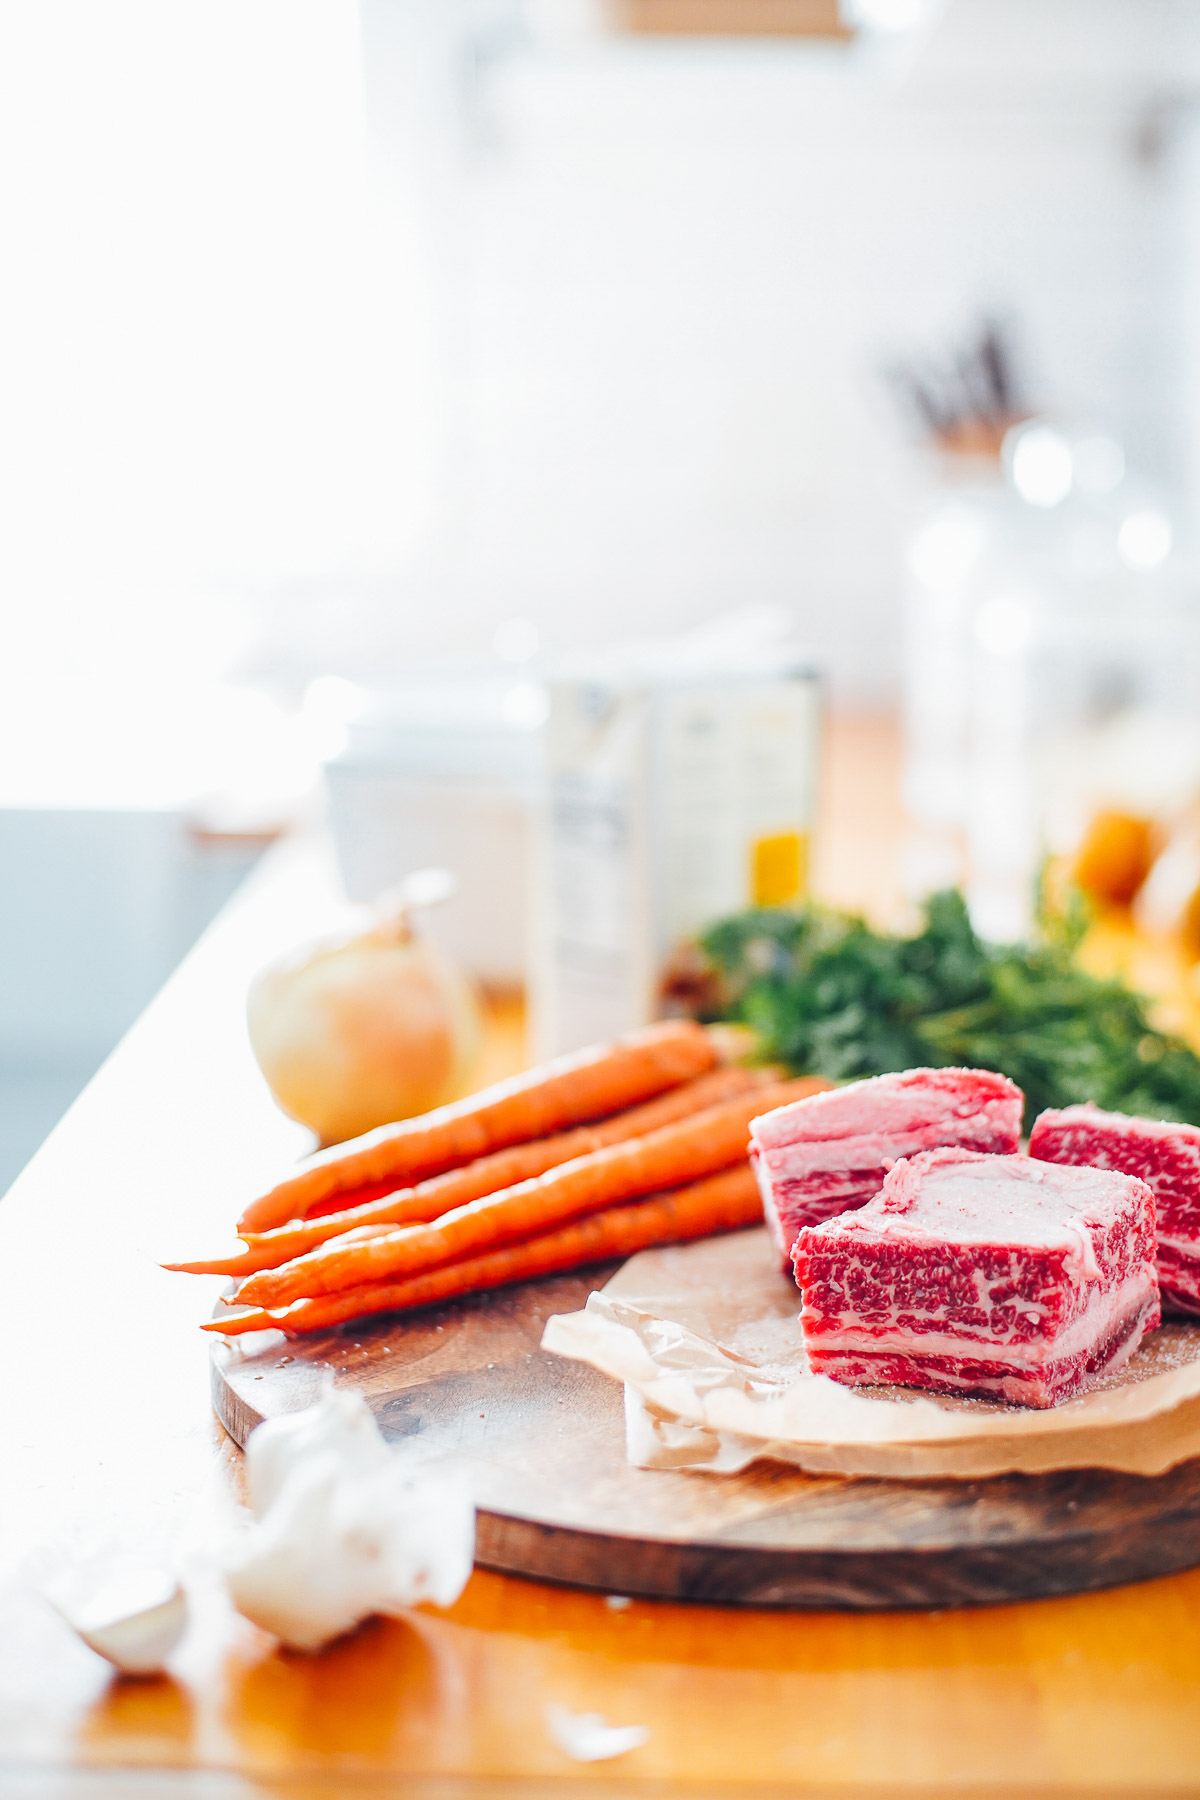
[696,889,1200,1130]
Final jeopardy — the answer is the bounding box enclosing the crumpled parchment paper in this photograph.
[541,1228,1200,1479]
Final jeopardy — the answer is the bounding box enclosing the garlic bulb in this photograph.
[225,1389,475,1652]
[244,1385,391,1520]
[247,870,482,1145]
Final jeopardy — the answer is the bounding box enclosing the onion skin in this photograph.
[247,915,482,1146]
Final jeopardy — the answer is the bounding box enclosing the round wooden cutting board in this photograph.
[211,1268,1200,1611]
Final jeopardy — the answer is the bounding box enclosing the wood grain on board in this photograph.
[211,1264,1200,1611]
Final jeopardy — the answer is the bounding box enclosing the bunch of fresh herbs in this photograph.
[698,889,1200,1129]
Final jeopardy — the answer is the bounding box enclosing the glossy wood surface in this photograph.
[4,719,1200,1798]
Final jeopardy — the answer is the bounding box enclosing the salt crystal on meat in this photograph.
[1030,1103,1200,1317]
[749,1067,1023,1271]
[793,1148,1160,1409]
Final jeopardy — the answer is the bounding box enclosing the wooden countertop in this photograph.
[3,717,1200,1799]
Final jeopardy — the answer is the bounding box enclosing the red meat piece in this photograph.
[793,1148,1160,1408]
[1030,1103,1200,1317]
[749,1067,1023,1270]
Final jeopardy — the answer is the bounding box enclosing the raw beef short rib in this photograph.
[1031,1103,1200,1316]
[793,1148,1160,1408]
[749,1067,1023,1270]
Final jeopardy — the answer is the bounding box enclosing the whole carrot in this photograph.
[204,1162,763,1337]
[237,1019,718,1234]
[235,1076,825,1310]
[167,1065,776,1279]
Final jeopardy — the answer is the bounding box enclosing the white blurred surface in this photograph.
[0,0,1198,721]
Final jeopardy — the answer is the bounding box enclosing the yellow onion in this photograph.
[247,871,482,1145]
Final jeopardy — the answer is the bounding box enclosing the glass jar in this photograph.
[902,425,1200,940]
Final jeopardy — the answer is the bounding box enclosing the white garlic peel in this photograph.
[544,1704,651,1762]
[225,1390,475,1652]
[52,1569,188,1674]
[246,871,482,1146]
[245,1384,390,1520]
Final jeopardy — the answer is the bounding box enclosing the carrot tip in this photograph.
[162,1245,257,1275]
[201,1308,280,1334]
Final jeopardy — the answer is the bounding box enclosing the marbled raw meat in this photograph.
[1030,1103,1200,1316]
[793,1147,1160,1408]
[749,1067,1023,1270]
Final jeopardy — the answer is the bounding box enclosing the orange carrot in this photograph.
[166,1065,776,1279]
[236,1019,718,1234]
[204,1162,763,1337]
[234,1076,825,1310]
[162,1223,400,1280]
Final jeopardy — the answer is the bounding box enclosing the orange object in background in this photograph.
[1073,811,1158,908]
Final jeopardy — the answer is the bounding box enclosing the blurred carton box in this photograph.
[534,632,820,1055]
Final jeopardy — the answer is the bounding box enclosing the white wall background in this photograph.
[455,33,1175,701]
[2,0,1200,731]
[0,0,432,807]
[323,0,1200,705]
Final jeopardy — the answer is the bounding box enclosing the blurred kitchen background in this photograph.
[6,0,1200,1187]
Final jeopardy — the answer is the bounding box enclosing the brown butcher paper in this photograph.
[541,1227,1200,1479]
